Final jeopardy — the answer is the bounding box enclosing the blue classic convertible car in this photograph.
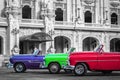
[7,50,45,73]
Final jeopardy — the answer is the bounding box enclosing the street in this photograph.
[0,67,120,80]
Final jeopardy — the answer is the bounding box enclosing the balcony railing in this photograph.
[0,17,7,23]
[21,19,43,24]
[0,17,120,31]
[111,24,120,28]
[55,21,74,25]
[84,23,103,28]
[0,17,7,26]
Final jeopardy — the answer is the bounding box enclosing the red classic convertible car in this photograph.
[65,44,120,76]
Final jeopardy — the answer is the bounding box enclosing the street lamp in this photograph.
[11,28,19,54]
[5,0,20,55]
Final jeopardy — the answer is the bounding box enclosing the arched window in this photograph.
[84,11,92,23]
[83,37,99,51]
[22,5,31,19]
[54,36,71,53]
[110,38,120,52]
[111,13,118,25]
[55,8,63,21]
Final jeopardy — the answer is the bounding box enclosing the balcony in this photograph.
[111,24,120,28]
[0,18,120,32]
[0,17,7,26]
[20,19,44,28]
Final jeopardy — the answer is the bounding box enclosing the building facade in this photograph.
[0,0,120,66]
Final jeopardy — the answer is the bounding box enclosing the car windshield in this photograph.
[33,50,41,55]
[94,44,104,52]
[66,47,75,54]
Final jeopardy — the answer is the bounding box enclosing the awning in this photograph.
[20,32,52,42]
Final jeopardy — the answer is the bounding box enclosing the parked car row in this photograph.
[7,44,120,76]
[7,47,75,74]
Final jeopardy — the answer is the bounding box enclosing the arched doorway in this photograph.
[54,36,71,53]
[19,41,40,54]
[19,32,52,54]
[22,5,31,19]
[111,13,118,25]
[83,37,99,51]
[55,8,63,21]
[110,38,120,52]
[84,11,92,23]
[0,36,3,55]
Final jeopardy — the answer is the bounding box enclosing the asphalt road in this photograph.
[1,67,120,80]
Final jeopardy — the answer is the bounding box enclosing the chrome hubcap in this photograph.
[75,65,84,75]
[50,64,58,73]
[16,64,23,72]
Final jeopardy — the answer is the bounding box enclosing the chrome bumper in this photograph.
[63,65,75,70]
[39,62,47,69]
[6,62,13,68]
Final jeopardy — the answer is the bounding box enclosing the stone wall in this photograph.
[0,55,4,67]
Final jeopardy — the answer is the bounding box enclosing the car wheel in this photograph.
[102,71,112,74]
[64,69,72,73]
[74,63,87,76]
[14,63,26,73]
[48,63,60,74]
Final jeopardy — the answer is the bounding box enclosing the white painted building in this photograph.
[0,0,120,66]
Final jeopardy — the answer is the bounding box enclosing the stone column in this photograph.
[41,0,55,53]
[5,0,20,55]
[96,0,99,24]
[104,0,110,26]
[78,0,84,24]
[67,0,71,22]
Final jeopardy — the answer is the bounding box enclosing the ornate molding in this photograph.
[109,34,120,41]
[81,33,101,41]
[54,32,72,41]
[5,0,21,16]
[83,0,95,4]
[110,1,120,7]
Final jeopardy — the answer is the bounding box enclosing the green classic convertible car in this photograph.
[44,47,75,74]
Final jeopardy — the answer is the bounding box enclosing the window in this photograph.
[84,11,92,23]
[55,8,63,21]
[111,13,118,25]
[22,5,31,19]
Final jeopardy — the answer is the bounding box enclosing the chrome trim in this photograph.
[14,60,41,63]
[39,62,46,68]
[76,60,119,63]
[6,62,13,68]
[63,65,75,70]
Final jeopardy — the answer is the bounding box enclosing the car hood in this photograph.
[46,53,68,56]
[70,51,97,55]
[12,54,35,57]
[11,54,45,58]
[10,54,45,63]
